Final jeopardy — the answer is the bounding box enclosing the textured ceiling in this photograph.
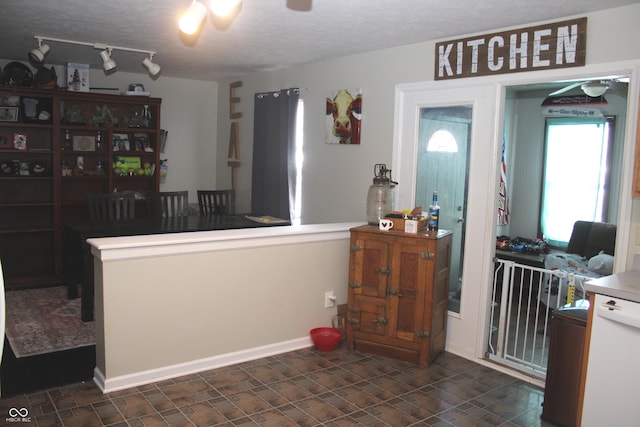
[1,0,639,81]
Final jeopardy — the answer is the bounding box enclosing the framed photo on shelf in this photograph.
[0,107,19,122]
[72,135,96,151]
[0,133,12,149]
[13,133,27,150]
[113,133,130,152]
[17,161,30,176]
[133,133,151,152]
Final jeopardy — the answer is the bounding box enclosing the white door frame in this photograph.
[392,60,640,372]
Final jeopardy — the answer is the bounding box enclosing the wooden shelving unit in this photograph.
[0,86,161,289]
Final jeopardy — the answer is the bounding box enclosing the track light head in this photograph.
[100,49,117,71]
[28,38,50,66]
[142,56,161,77]
[210,0,242,17]
[179,1,208,34]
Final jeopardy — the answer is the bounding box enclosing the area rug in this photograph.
[5,286,95,358]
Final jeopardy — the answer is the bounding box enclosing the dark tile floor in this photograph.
[0,346,553,426]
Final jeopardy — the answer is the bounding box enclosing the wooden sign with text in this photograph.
[435,17,586,80]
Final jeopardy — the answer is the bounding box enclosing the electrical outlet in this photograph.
[324,291,336,308]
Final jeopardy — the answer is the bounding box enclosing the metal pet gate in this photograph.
[487,259,589,380]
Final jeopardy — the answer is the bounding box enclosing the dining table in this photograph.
[63,214,290,321]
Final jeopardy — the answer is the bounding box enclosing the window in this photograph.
[540,117,614,247]
[292,98,304,225]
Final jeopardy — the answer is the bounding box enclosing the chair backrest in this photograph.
[197,190,235,216]
[87,192,136,222]
[146,191,189,218]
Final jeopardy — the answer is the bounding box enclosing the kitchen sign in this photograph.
[435,17,586,80]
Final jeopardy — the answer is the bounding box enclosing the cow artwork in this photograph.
[325,88,362,144]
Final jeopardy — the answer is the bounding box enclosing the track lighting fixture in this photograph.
[142,55,161,77]
[100,48,117,71]
[30,36,160,77]
[179,0,208,34]
[28,37,51,66]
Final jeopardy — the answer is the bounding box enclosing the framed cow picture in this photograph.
[325,88,362,144]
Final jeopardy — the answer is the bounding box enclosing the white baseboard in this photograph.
[94,336,312,394]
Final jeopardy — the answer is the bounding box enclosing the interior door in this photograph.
[393,82,499,360]
[416,108,470,312]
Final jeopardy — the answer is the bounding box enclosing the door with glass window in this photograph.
[393,83,498,359]
[416,108,471,312]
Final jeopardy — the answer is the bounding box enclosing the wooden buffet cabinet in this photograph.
[346,225,452,366]
[0,86,161,289]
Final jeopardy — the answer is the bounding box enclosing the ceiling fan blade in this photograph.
[548,81,584,96]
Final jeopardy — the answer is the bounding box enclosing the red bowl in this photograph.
[310,327,342,352]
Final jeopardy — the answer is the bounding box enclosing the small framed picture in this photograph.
[0,107,19,122]
[17,161,30,176]
[113,133,130,151]
[13,133,27,150]
[72,135,96,151]
[0,133,12,149]
[0,161,15,176]
[133,133,150,152]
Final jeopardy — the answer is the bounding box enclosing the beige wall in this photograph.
[214,4,640,262]
[215,4,640,225]
[91,224,357,392]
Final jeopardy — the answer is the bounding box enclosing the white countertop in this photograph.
[585,270,640,303]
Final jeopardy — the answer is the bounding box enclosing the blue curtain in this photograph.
[251,88,299,220]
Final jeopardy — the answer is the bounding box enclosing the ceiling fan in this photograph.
[548,77,628,97]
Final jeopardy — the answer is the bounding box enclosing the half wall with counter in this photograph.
[87,222,361,393]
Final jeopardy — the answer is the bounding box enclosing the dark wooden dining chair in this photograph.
[145,191,189,218]
[197,190,235,216]
[87,192,136,222]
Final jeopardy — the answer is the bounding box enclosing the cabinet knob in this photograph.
[420,252,435,259]
[374,317,388,325]
[347,318,360,325]
[348,281,362,289]
[415,330,430,338]
[351,244,362,251]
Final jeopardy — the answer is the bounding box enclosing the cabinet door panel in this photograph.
[389,242,432,342]
[351,295,387,336]
[350,235,389,298]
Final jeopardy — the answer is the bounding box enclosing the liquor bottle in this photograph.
[64,129,72,151]
[142,105,151,128]
[427,191,440,231]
